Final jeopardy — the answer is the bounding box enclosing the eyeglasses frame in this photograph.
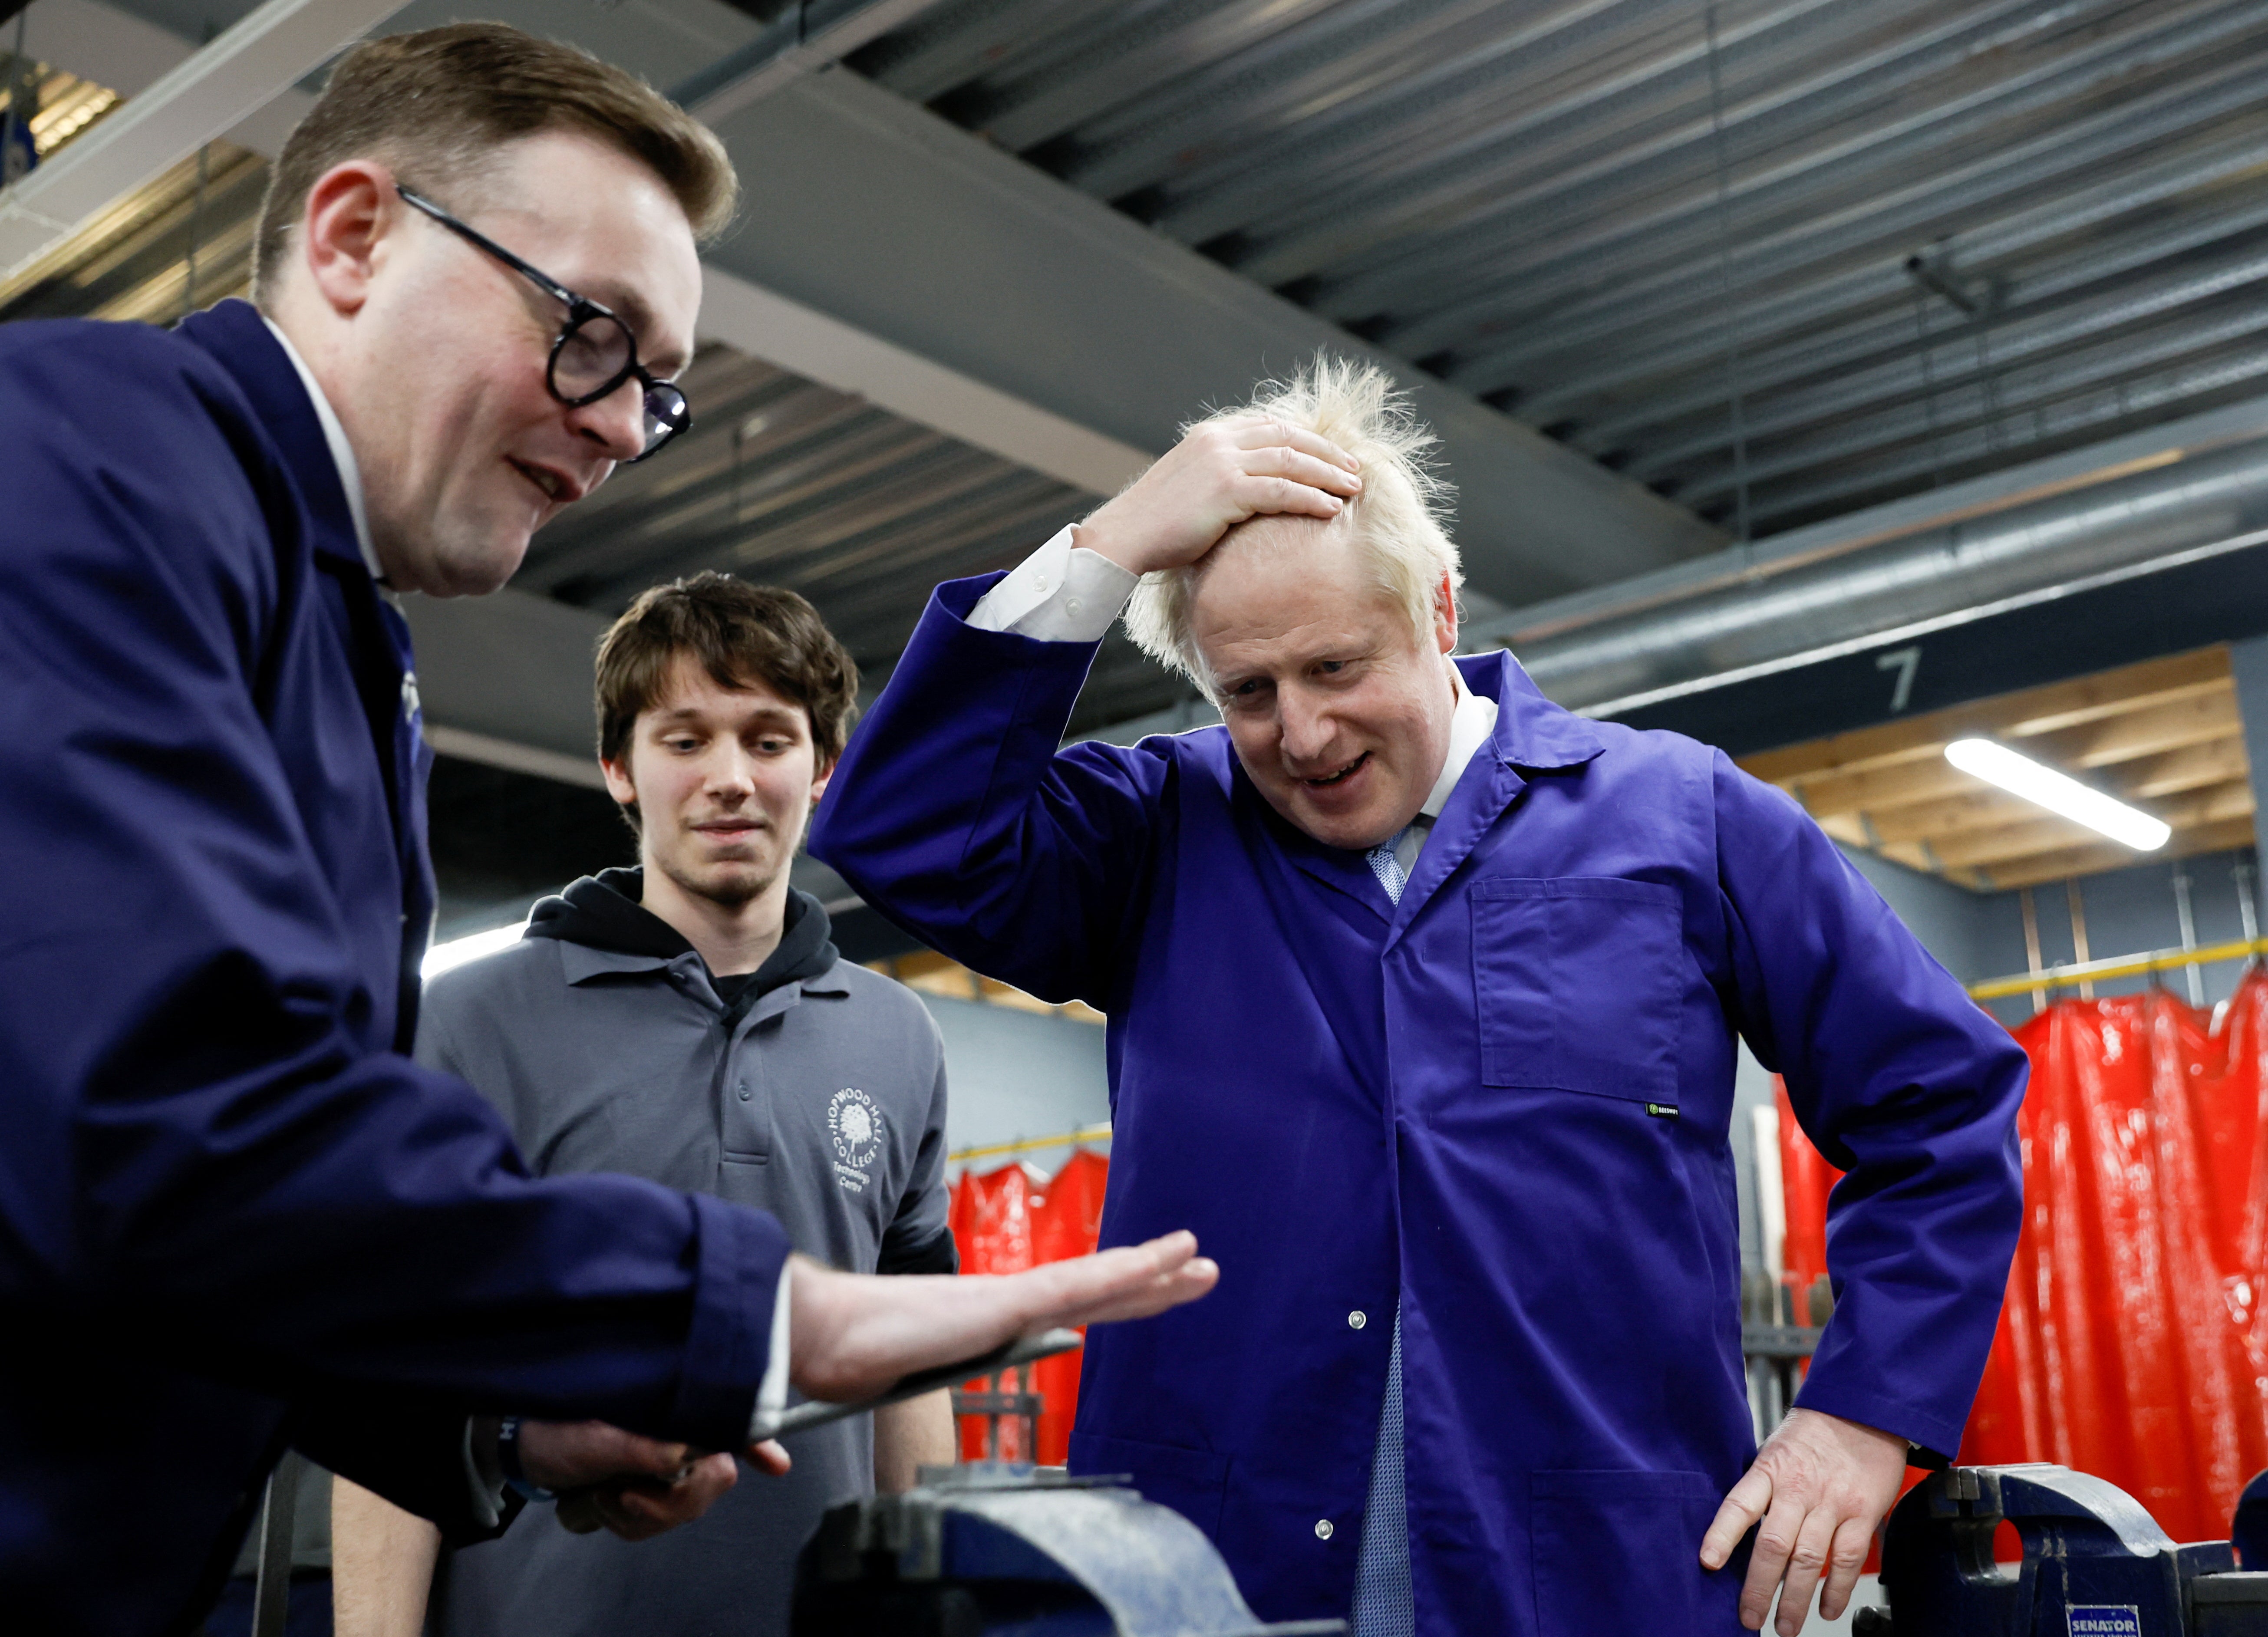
[393,183,691,462]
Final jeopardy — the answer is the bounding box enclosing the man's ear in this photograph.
[600,755,637,808]
[298,161,398,319]
[809,756,837,809]
[1433,568,1459,655]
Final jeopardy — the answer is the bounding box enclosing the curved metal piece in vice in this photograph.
[792,1465,1345,1637]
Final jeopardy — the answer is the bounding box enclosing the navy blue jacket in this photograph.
[812,577,2028,1633]
[0,303,788,1637]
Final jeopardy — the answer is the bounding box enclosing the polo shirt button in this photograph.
[736,1082,751,1101]
[1348,1310,1366,1330]
[1315,1518,1335,1541]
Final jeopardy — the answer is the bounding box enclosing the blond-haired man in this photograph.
[0,26,1209,1637]
[811,359,2027,1637]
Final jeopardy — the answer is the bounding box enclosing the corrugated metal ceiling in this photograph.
[514,342,1110,699]
[13,0,2268,732]
[853,0,2268,536]
[0,138,1160,725]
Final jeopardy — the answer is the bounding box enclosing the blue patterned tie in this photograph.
[1366,827,1411,905]
[1354,830,1414,1635]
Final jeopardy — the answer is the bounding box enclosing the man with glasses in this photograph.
[0,25,1214,1637]
[392,183,692,462]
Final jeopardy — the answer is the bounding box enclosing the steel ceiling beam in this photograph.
[397,587,610,784]
[674,0,959,126]
[698,262,1150,497]
[1458,392,2268,718]
[0,0,399,280]
[699,66,1724,605]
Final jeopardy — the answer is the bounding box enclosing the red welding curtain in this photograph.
[1783,970,2268,1543]
[949,1150,1110,1465]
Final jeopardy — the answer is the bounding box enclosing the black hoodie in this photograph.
[524,867,839,1029]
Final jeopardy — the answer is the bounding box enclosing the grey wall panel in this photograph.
[920,994,1111,1179]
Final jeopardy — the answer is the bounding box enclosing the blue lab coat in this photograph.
[0,301,787,1637]
[811,576,2029,1634]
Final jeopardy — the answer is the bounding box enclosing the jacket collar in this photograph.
[554,934,851,996]
[174,300,367,573]
[1454,647,1605,773]
[1259,648,1603,928]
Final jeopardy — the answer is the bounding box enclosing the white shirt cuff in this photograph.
[967,527,1137,643]
[746,1261,794,1443]
[462,1417,505,1530]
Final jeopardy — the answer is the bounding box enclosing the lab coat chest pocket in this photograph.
[1471,877,1681,1101]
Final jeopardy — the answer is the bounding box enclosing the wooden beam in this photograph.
[1815,810,1872,847]
[2108,735,2251,800]
[1937,782,2255,876]
[2028,688,2241,769]
[1866,787,2044,846]
[1876,840,1938,875]
[1930,814,2105,871]
[1793,756,1976,820]
[978,975,1059,1015]
[1998,667,2228,740]
[1912,779,2253,873]
[1978,817,2258,892]
[1736,647,2230,786]
[1791,723,2245,827]
[1856,741,2252,844]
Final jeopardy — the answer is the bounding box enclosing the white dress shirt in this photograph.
[971,527,1498,871]
[261,318,381,583]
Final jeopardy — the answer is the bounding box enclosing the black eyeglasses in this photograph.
[396,184,691,462]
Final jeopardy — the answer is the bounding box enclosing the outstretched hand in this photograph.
[788,1229,1219,1404]
[1075,418,1361,580]
[1700,1407,1910,1634]
[507,1233,1211,1541]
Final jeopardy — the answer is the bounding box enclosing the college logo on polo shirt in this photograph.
[829,1087,883,1194]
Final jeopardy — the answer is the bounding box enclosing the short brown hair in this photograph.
[252,22,735,303]
[596,573,859,800]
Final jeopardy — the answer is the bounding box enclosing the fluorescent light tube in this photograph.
[1943,739,2170,851]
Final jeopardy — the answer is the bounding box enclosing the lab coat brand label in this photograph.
[829,1087,881,1193]
[2067,1609,2141,1637]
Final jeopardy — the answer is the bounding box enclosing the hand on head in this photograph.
[788,1229,1218,1404]
[1075,421,1362,580]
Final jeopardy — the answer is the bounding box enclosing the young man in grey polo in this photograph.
[330,574,958,1637]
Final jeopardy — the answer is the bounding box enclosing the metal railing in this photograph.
[1968,935,2268,1001]
[947,1123,1112,1167]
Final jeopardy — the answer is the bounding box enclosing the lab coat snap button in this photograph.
[1315,1519,1335,1541]
[737,1082,751,1101]
[1348,1310,1366,1329]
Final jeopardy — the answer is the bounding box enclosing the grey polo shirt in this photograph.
[419,883,953,1637]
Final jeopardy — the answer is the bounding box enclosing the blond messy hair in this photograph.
[1123,357,1461,697]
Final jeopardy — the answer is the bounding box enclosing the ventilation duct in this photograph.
[1464,396,2268,717]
